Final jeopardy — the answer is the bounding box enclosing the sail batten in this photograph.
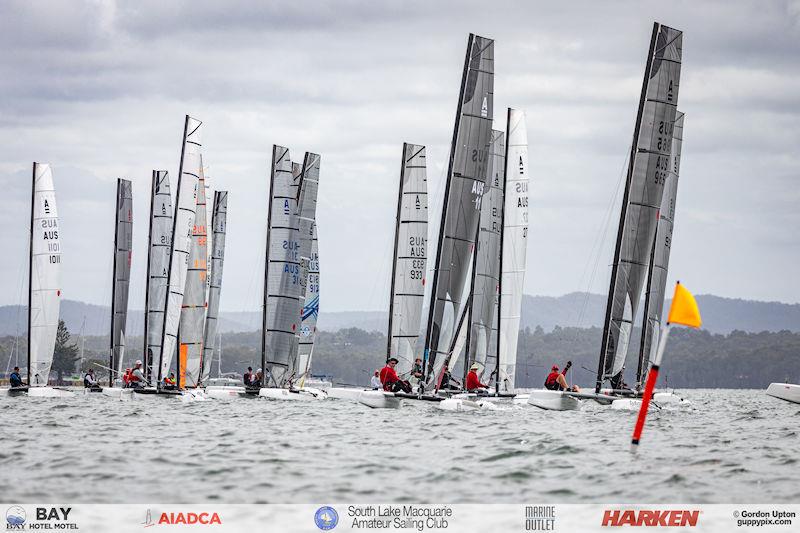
[160,115,202,387]
[28,163,62,387]
[423,33,495,387]
[596,22,683,391]
[386,143,428,377]
[201,190,228,384]
[110,178,133,383]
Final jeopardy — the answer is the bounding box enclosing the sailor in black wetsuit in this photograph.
[9,367,23,388]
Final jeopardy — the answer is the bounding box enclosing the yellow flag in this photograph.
[667,282,702,328]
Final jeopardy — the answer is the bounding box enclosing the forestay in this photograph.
[201,190,228,384]
[262,146,303,388]
[636,111,685,387]
[180,162,209,387]
[386,143,428,377]
[144,171,172,382]
[597,23,682,391]
[423,34,494,387]
[110,178,133,381]
[28,163,62,386]
[160,115,201,386]
[497,108,530,393]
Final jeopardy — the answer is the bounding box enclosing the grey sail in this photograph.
[294,152,321,384]
[201,190,228,384]
[297,222,319,386]
[144,171,172,382]
[636,111,684,387]
[110,178,133,383]
[386,143,428,377]
[596,23,683,391]
[262,146,303,388]
[423,34,494,387]
[466,130,505,377]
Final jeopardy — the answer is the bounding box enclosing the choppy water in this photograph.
[1,389,798,503]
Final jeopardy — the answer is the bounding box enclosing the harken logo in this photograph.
[5,506,26,529]
[602,509,700,527]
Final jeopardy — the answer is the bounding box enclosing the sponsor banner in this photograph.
[1,504,797,532]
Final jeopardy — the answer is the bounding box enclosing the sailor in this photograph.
[83,368,101,390]
[465,363,488,391]
[544,361,580,392]
[380,358,411,393]
[9,366,23,388]
[370,370,382,389]
[439,365,461,390]
[410,358,424,382]
[163,372,177,388]
[129,360,147,389]
[243,367,253,387]
[253,369,263,387]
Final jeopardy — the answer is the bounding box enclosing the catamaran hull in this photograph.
[205,386,249,400]
[98,388,134,400]
[258,387,327,401]
[0,387,29,397]
[527,390,581,411]
[611,392,691,410]
[27,387,75,398]
[328,387,369,401]
[358,390,402,409]
[766,383,800,404]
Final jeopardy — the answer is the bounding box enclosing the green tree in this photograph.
[52,320,79,385]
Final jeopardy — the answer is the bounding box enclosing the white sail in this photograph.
[28,163,62,386]
[386,143,428,377]
[179,161,208,388]
[159,115,201,386]
[144,171,172,382]
[110,178,133,384]
[497,109,530,393]
[296,223,319,386]
[262,146,303,388]
[201,190,228,384]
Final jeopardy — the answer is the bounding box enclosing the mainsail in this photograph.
[143,171,172,382]
[179,161,208,388]
[110,178,133,383]
[497,108,530,393]
[386,143,428,377]
[636,111,685,387]
[160,115,202,387]
[297,223,319,386]
[423,33,494,386]
[466,130,505,377]
[596,23,683,392]
[262,146,303,388]
[28,163,62,386]
[201,190,228,384]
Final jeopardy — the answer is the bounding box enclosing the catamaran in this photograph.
[2,164,72,398]
[528,22,684,411]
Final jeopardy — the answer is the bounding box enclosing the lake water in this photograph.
[1,389,798,503]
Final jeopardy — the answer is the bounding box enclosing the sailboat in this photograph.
[98,178,134,398]
[528,22,683,411]
[138,115,202,397]
[421,33,494,398]
[6,164,72,398]
[260,151,326,401]
[143,170,172,387]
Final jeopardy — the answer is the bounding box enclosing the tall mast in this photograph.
[143,172,156,380]
[595,23,659,394]
[496,109,511,394]
[109,178,121,386]
[385,144,408,360]
[27,164,34,385]
[261,146,278,385]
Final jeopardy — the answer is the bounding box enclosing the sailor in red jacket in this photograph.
[544,361,580,392]
[465,363,488,391]
[380,358,411,393]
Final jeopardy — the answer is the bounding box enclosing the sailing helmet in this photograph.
[551,365,559,371]
[135,359,142,366]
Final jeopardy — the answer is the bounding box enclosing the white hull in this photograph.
[766,383,800,404]
[258,387,327,401]
[205,386,248,400]
[527,390,581,411]
[327,387,369,401]
[358,390,402,409]
[611,392,691,410]
[181,389,209,402]
[27,387,75,398]
[512,393,530,405]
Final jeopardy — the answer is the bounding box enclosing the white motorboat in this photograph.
[259,387,327,401]
[357,390,402,409]
[766,383,800,404]
[527,390,582,411]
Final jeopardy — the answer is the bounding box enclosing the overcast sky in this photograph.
[1,0,798,316]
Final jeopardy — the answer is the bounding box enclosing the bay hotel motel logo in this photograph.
[6,506,77,530]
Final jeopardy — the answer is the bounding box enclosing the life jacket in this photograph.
[544,371,563,391]
[164,376,176,386]
[122,369,133,385]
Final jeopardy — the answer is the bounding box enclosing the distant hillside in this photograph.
[0,293,797,337]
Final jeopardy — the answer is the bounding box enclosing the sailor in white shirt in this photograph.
[370,370,383,390]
